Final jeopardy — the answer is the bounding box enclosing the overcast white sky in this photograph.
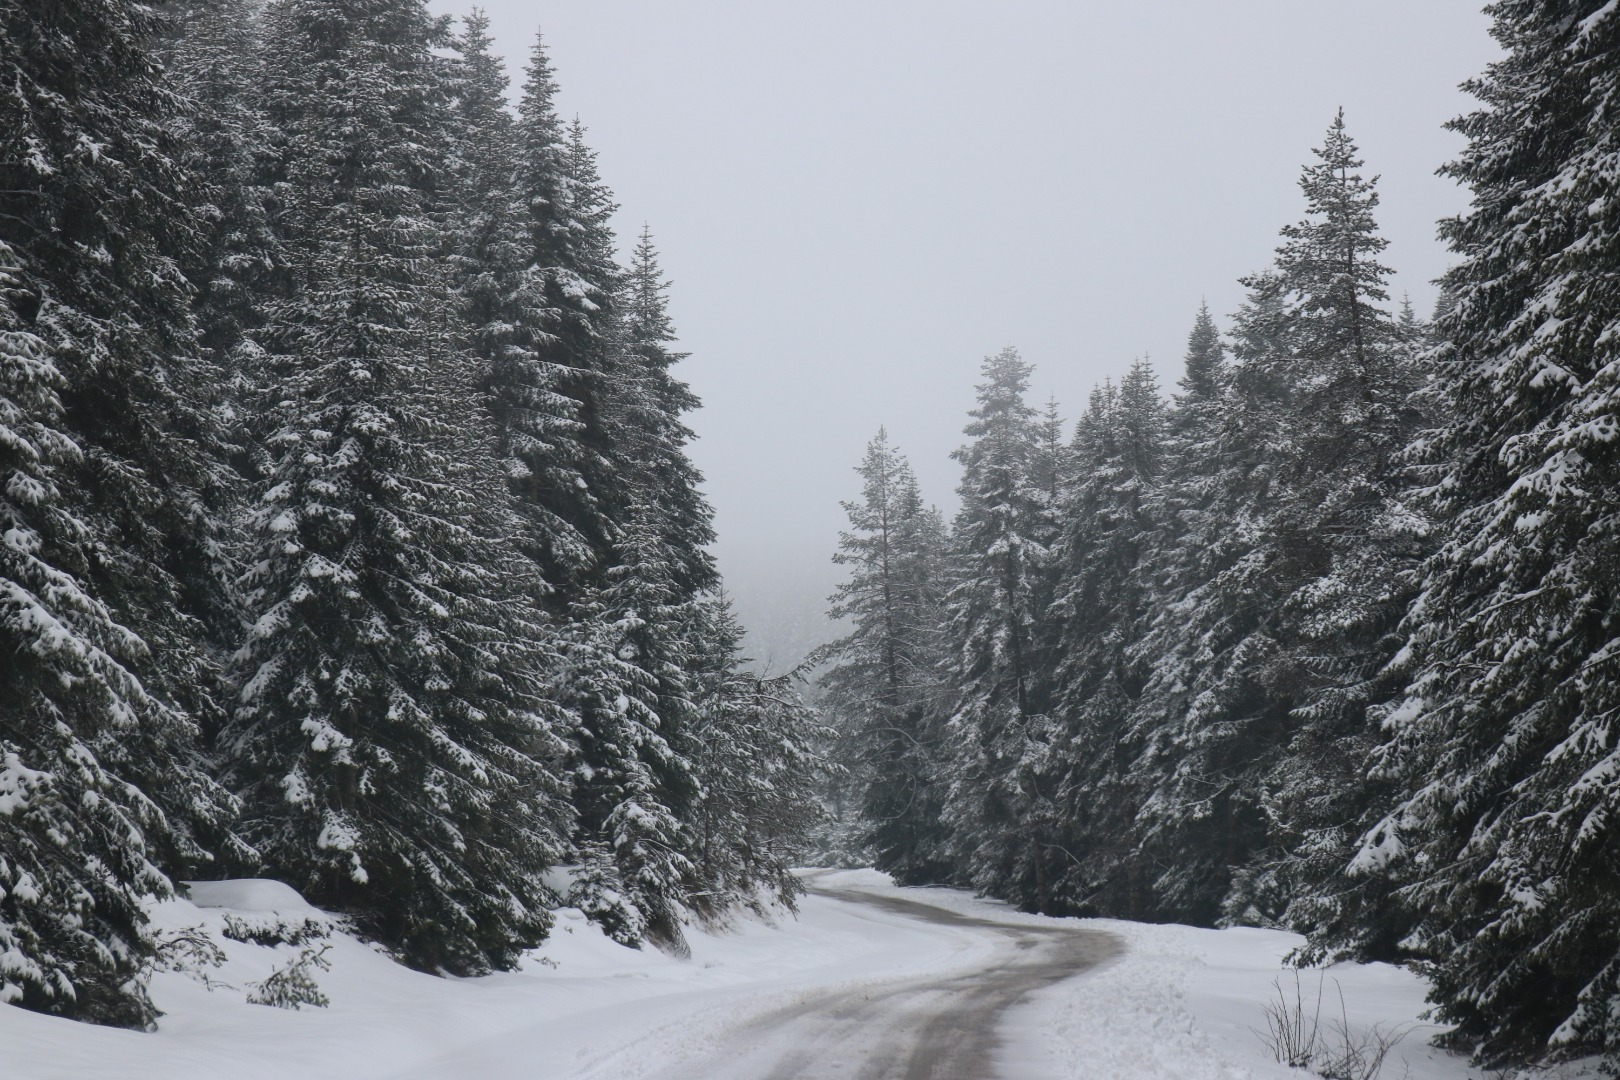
[426,0,1500,666]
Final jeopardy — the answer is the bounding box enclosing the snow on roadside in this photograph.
[1,869,1606,1080]
[816,869,1603,1080]
[1,872,1004,1080]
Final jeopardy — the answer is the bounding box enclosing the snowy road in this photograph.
[624,879,1124,1080]
[5,870,1496,1080]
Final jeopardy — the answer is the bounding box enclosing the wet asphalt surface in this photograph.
[651,882,1123,1080]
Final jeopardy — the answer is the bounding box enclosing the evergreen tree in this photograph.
[1112,312,1234,926]
[495,34,620,600]
[162,0,278,389]
[1179,301,1226,407]
[1341,2,1620,1068]
[560,220,724,945]
[686,597,828,919]
[815,430,952,882]
[616,227,718,598]
[0,0,240,1026]
[1123,283,1296,926]
[940,347,1060,909]
[560,508,696,949]
[1119,116,1423,929]
[223,0,572,976]
[1225,111,1428,933]
[444,7,526,427]
[1047,359,1166,917]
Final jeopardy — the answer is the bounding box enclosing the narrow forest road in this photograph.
[634,876,1124,1080]
[5,871,1469,1080]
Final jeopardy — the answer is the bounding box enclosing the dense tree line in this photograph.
[1,0,821,1028]
[819,3,1620,1072]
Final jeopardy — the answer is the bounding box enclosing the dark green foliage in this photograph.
[492,34,620,599]
[222,0,573,976]
[0,0,240,1027]
[685,597,829,918]
[823,75,1616,1077]
[162,0,279,388]
[939,347,1063,911]
[1046,360,1166,919]
[814,430,952,883]
[2,0,820,1032]
[560,510,698,949]
[614,228,718,599]
[1336,1,1620,1068]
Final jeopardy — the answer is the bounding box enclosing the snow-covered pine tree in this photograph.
[0,0,241,1026]
[560,507,697,949]
[559,217,727,945]
[1124,116,1421,930]
[1123,284,1295,927]
[616,226,718,599]
[1026,397,1069,711]
[444,7,526,429]
[495,33,621,601]
[222,0,572,976]
[1046,359,1167,918]
[0,243,177,1030]
[1340,3,1620,1068]
[162,0,278,391]
[1180,302,1227,410]
[940,347,1062,910]
[814,430,953,883]
[1112,309,1232,925]
[684,595,828,915]
[1238,113,1430,943]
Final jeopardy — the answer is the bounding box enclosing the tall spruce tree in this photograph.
[0,0,241,1026]
[940,347,1061,909]
[1116,310,1234,925]
[495,33,620,600]
[559,507,697,949]
[685,596,828,919]
[222,0,572,975]
[162,0,277,392]
[1047,359,1166,918]
[1339,2,1620,1069]
[1124,282,1297,926]
[559,220,722,946]
[444,7,525,424]
[1122,116,1420,929]
[1242,113,1430,943]
[815,430,952,882]
[616,227,718,598]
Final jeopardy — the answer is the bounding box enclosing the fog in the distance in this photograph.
[426,0,1500,668]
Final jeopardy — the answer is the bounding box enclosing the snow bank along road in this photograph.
[7,869,1520,1080]
[633,877,1124,1080]
[0,870,1121,1080]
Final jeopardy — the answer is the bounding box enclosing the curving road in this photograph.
[645,881,1123,1080]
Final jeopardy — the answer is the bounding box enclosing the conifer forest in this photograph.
[3,1,1619,1079]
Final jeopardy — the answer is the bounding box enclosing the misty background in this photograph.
[424,0,1501,669]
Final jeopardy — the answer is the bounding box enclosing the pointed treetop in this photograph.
[1246,109,1394,373]
[1179,301,1226,402]
[461,6,495,53]
[1280,109,1391,301]
[1398,291,1417,325]
[962,346,1036,436]
[519,29,563,138]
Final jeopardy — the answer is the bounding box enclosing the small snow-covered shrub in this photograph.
[568,847,648,949]
[1255,971,1410,1080]
[221,911,334,948]
[152,924,231,990]
[246,945,332,1010]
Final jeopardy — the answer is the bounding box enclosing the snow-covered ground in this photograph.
[0,869,1599,1079]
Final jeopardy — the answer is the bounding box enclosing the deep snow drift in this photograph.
[0,870,1600,1079]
